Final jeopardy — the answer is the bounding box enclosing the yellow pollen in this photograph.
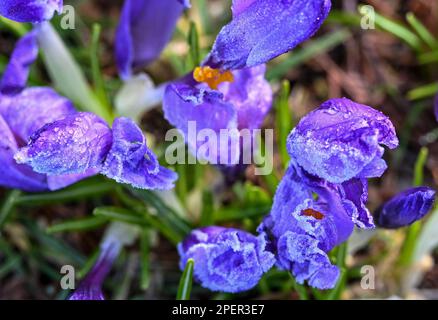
[193,66,234,90]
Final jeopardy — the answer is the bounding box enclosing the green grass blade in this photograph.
[407,82,438,100]
[176,258,194,300]
[140,229,151,290]
[275,80,292,168]
[16,179,114,206]
[406,12,438,49]
[0,189,21,230]
[90,23,111,109]
[414,147,429,186]
[369,7,421,51]
[47,216,108,234]
[187,21,201,70]
[93,207,146,226]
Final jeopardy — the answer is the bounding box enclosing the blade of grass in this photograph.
[407,82,438,100]
[0,189,21,230]
[186,21,201,70]
[176,258,194,300]
[140,229,151,290]
[414,147,429,186]
[116,189,183,245]
[47,216,108,234]
[130,188,191,236]
[90,23,111,109]
[326,10,361,26]
[196,0,212,35]
[367,7,421,51]
[275,80,292,169]
[24,219,85,265]
[0,16,29,36]
[37,22,113,123]
[93,207,146,226]
[406,13,438,50]
[200,190,214,226]
[418,51,438,64]
[16,179,114,206]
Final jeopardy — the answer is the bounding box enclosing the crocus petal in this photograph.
[277,231,340,290]
[46,169,99,191]
[258,163,355,289]
[163,66,272,165]
[0,0,63,23]
[177,0,191,8]
[231,0,256,17]
[0,87,75,143]
[15,112,113,175]
[0,114,48,191]
[163,80,240,164]
[101,117,178,190]
[287,98,399,184]
[340,178,374,229]
[206,0,331,70]
[375,187,436,229]
[115,0,186,79]
[218,65,272,130]
[178,226,275,293]
[0,30,38,94]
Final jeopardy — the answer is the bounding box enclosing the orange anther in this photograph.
[302,208,325,220]
[193,66,234,90]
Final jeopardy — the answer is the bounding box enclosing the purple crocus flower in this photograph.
[178,226,275,293]
[15,114,177,190]
[0,0,63,23]
[375,187,436,229]
[287,98,399,184]
[163,0,331,167]
[0,31,94,191]
[206,0,332,70]
[258,98,401,289]
[0,30,38,95]
[69,240,120,300]
[69,222,138,300]
[164,65,272,165]
[258,163,355,289]
[115,0,189,80]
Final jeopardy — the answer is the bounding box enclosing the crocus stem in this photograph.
[398,147,429,267]
[84,222,138,284]
[291,277,309,300]
[37,22,114,123]
[399,221,421,267]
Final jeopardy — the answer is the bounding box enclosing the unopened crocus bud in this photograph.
[69,223,138,300]
[375,187,436,229]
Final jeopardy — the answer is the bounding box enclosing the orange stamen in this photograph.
[302,208,325,220]
[193,66,234,90]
